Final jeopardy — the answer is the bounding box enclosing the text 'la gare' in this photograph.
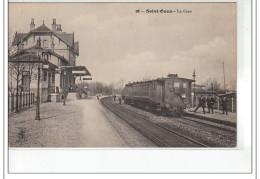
[146,9,192,13]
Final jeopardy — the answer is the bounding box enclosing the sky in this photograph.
[9,3,237,89]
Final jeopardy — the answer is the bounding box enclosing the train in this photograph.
[122,74,195,115]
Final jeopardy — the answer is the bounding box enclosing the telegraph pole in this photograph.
[192,68,196,108]
[223,62,226,92]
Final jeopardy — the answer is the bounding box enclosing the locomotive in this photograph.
[122,74,195,115]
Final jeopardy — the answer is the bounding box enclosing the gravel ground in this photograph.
[113,100,236,147]
[8,101,83,147]
[9,96,157,148]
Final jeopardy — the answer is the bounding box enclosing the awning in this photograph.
[218,92,236,98]
[61,66,91,76]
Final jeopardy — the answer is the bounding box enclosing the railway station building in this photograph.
[9,18,91,102]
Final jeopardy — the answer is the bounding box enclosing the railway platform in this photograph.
[184,108,237,127]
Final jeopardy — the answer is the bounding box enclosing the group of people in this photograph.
[113,95,122,104]
[194,95,228,115]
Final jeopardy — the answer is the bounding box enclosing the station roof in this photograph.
[9,50,58,69]
[218,92,236,98]
[12,23,77,50]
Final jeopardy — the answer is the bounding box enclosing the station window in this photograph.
[48,73,51,83]
[43,71,47,81]
[52,73,55,83]
[44,54,49,61]
[183,83,187,88]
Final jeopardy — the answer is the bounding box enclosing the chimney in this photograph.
[30,18,35,31]
[52,19,56,31]
[56,24,62,32]
[168,74,178,78]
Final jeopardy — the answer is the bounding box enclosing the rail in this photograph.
[101,97,208,147]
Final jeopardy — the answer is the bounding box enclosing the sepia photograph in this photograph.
[8,2,237,148]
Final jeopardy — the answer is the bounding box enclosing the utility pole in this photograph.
[192,68,196,108]
[223,62,226,92]
[211,83,214,95]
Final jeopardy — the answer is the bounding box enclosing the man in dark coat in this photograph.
[113,95,116,101]
[207,95,215,114]
[194,96,206,114]
[222,97,228,115]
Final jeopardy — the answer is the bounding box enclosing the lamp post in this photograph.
[35,62,41,120]
[63,70,66,106]
[35,37,41,120]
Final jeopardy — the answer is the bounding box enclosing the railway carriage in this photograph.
[122,74,195,115]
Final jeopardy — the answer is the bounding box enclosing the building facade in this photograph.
[9,19,91,102]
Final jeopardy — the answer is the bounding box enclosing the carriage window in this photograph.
[174,82,180,93]
[166,83,174,92]
[166,83,172,88]
[182,82,187,93]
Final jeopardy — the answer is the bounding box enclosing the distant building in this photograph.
[191,84,206,93]
[9,18,91,102]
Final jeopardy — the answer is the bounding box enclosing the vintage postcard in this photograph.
[8,2,237,148]
[6,1,253,174]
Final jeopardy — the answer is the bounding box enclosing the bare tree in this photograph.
[85,81,117,95]
[8,29,16,92]
[27,63,38,107]
[108,82,115,95]
[202,77,221,92]
[117,78,125,93]
[9,62,27,112]
[8,28,16,56]
[226,80,236,92]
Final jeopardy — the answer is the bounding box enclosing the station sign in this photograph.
[43,64,49,69]
[72,71,86,74]
[83,78,92,80]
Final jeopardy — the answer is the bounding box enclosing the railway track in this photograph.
[178,115,236,133]
[101,97,208,147]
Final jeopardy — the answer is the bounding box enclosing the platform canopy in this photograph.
[60,66,91,76]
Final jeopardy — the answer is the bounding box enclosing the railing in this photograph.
[193,95,236,113]
[8,92,35,114]
[214,96,237,113]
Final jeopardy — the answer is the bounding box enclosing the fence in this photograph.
[193,95,236,113]
[214,96,237,113]
[8,92,35,114]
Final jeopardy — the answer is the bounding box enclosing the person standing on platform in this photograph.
[222,97,228,115]
[194,96,206,114]
[113,95,116,101]
[207,95,215,114]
